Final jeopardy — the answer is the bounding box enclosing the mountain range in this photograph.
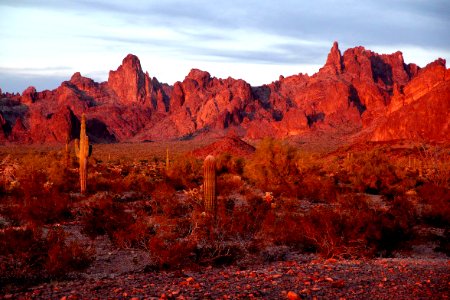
[0,42,449,144]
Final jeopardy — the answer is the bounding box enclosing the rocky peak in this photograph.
[70,72,83,82]
[320,41,344,75]
[21,86,38,104]
[423,58,446,71]
[108,54,148,104]
[185,69,211,88]
[122,54,144,73]
[70,72,98,91]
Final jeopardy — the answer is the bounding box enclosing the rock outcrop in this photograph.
[0,43,448,144]
[191,134,256,159]
[21,86,38,104]
[108,54,149,104]
[319,41,344,76]
[372,59,450,141]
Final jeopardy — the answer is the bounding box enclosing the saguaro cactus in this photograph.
[165,147,170,172]
[203,155,217,214]
[75,114,92,194]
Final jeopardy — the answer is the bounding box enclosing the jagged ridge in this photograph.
[0,42,448,144]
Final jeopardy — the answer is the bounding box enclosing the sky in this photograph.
[0,0,449,93]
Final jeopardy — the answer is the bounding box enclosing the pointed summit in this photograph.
[21,86,37,104]
[320,41,344,75]
[108,54,149,104]
[121,54,144,73]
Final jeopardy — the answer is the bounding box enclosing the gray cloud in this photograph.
[188,43,329,65]
[3,0,448,50]
[81,31,328,65]
[1,0,448,91]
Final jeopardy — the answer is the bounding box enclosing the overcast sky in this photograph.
[0,0,449,93]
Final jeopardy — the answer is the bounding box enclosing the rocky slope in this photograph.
[0,42,448,144]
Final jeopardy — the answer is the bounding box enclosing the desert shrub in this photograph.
[7,167,72,225]
[217,195,270,241]
[217,173,245,197]
[364,197,414,255]
[145,190,269,269]
[89,175,117,192]
[299,173,337,203]
[81,197,158,249]
[54,168,79,193]
[146,213,198,269]
[1,152,74,225]
[188,206,255,266]
[89,161,157,194]
[122,172,155,194]
[258,210,306,249]
[150,182,177,215]
[216,152,245,175]
[417,183,450,226]
[262,194,416,259]
[44,226,94,276]
[360,195,415,256]
[19,191,72,225]
[160,195,193,218]
[436,229,450,256]
[147,236,196,269]
[244,138,301,196]
[417,145,450,188]
[0,226,47,286]
[81,197,134,241]
[166,155,202,190]
[0,225,93,287]
[0,155,21,195]
[299,208,352,258]
[113,216,155,249]
[350,149,399,195]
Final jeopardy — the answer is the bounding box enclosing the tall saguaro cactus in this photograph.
[203,155,217,214]
[165,147,170,172]
[75,114,92,194]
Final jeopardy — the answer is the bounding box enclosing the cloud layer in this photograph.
[0,0,449,92]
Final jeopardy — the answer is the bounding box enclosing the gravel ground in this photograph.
[2,254,449,299]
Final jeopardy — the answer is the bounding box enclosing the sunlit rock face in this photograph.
[0,43,448,144]
[372,59,450,142]
[108,54,149,104]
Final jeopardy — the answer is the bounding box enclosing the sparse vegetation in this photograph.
[0,139,449,291]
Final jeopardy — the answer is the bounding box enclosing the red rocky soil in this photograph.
[3,254,449,299]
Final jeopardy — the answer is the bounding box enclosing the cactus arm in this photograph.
[74,139,80,158]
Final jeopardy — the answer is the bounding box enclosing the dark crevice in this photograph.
[306,112,325,127]
[86,118,117,143]
[348,85,366,115]
[370,56,393,86]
